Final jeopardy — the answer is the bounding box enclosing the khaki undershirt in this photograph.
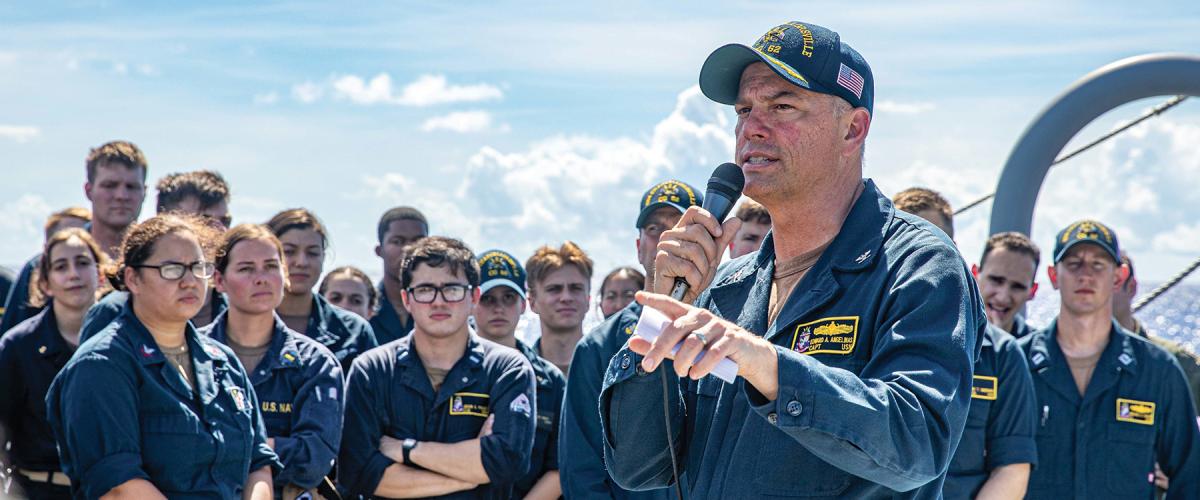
[280,313,309,336]
[1065,349,1104,396]
[161,343,196,391]
[426,366,450,392]
[192,293,215,328]
[228,337,271,373]
[767,242,831,328]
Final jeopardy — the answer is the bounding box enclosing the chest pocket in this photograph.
[949,397,991,476]
[141,412,211,481]
[444,392,489,441]
[1104,420,1156,497]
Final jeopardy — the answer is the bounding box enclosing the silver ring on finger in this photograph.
[692,332,709,346]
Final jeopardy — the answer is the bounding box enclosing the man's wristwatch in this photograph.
[401,438,418,465]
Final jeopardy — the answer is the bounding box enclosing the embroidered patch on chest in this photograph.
[971,375,998,400]
[449,392,490,417]
[788,316,859,355]
[1116,398,1155,426]
[227,386,250,411]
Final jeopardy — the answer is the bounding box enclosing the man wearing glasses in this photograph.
[77,170,234,342]
[340,237,537,499]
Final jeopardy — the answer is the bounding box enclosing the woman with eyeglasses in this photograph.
[200,224,344,499]
[45,214,279,499]
[267,209,377,369]
[0,228,107,499]
[598,266,645,318]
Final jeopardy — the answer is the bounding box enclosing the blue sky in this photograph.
[3,0,1200,292]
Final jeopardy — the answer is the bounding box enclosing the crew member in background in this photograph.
[473,249,565,500]
[728,197,771,259]
[525,241,593,376]
[2,141,147,334]
[267,208,377,369]
[974,232,1041,339]
[321,265,378,321]
[598,266,645,319]
[1020,220,1199,499]
[559,179,699,500]
[892,186,954,239]
[372,206,429,344]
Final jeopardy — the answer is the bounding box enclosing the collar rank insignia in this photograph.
[1118,352,1133,366]
[855,250,871,264]
[38,345,47,354]
[141,345,156,358]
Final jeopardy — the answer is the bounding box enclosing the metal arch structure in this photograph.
[989,53,1200,236]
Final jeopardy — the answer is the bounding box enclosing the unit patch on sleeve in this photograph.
[1116,398,1155,426]
[789,316,859,355]
[971,375,998,400]
[449,392,490,417]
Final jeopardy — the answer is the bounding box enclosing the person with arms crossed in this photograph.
[600,21,984,498]
[473,249,565,500]
[559,179,700,500]
[339,237,536,499]
[1020,220,1199,499]
[46,214,278,499]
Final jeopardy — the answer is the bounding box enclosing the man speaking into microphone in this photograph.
[599,21,985,498]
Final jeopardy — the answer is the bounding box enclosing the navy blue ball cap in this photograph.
[1053,220,1121,264]
[637,180,703,228]
[477,249,526,299]
[699,21,873,114]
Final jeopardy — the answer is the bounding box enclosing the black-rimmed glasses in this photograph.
[135,261,215,280]
[407,284,472,304]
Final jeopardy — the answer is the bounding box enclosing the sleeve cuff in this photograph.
[744,346,817,429]
[81,452,149,499]
[985,436,1038,470]
[352,451,396,495]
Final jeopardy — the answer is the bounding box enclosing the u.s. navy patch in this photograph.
[972,375,998,400]
[509,393,532,417]
[1116,398,1155,426]
[789,316,859,355]
[449,392,489,417]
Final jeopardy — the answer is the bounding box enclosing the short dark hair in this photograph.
[44,207,91,240]
[86,140,148,183]
[400,236,480,289]
[734,198,771,225]
[266,208,329,249]
[156,170,231,213]
[892,187,952,228]
[377,206,429,243]
[979,231,1041,271]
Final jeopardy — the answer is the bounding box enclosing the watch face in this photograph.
[403,438,417,448]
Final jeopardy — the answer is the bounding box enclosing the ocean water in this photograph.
[1025,283,1200,354]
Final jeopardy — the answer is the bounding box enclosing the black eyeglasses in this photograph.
[407,284,472,304]
[135,261,215,280]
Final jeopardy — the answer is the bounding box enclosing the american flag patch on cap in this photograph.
[836,63,864,99]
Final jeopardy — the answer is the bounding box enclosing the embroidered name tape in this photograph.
[1116,398,1155,426]
[790,316,860,356]
[972,375,998,400]
[449,392,490,417]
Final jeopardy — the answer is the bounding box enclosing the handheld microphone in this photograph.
[669,162,746,301]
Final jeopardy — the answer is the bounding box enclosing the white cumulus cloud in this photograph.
[253,92,280,105]
[420,111,506,133]
[0,194,52,264]
[0,125,40,143]
[332,73,503,107]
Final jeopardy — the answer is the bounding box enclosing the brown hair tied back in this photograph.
[29,227,112,308]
